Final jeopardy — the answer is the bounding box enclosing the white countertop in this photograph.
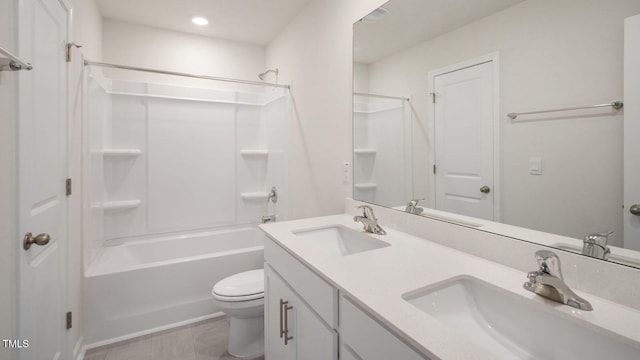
[260,214,640,359]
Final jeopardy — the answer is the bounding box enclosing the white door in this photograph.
[624,14,640,250]
[432,60,496,221]
[18,0,69,359]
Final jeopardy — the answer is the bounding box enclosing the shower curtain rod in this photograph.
[354,92,410,101]
[84,60,290,89]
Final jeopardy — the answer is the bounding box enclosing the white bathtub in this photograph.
[83,226,265,346]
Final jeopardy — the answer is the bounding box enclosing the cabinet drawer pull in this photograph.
[283,301,294,345]
[279,299,287,339]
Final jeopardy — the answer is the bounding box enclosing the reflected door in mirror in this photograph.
[433,59,496,221]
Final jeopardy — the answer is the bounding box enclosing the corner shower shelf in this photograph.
[240,192,269,201]
[102,149,141,157]
[240,150,269,157]
[354,183,377,191]
[354,149,377,155]
[102,200,141,211]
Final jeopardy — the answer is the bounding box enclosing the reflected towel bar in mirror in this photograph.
[508,101,623,120]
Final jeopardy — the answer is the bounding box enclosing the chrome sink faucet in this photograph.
[354,205,387,235]
[583,231,612,260]
[405,199,424,214]
[523,250,593,311]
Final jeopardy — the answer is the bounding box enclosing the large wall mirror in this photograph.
[353,0,640,268]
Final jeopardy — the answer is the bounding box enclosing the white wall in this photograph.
[265,0,386,219]
[365,0,640,245]
[70,0,103,355]
[101,20,266,90]
[0,0,17,358]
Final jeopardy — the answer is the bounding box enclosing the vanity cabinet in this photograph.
[264,237,428,360]
[340,296,427,360]
[264,238,339,360]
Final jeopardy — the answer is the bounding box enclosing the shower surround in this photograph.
[82,66,291,346]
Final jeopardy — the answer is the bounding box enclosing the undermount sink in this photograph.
[293,225,390,256]
[403,276,640,359]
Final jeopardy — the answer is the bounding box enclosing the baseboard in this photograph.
[73,336,85,360]
[83,312,225,351]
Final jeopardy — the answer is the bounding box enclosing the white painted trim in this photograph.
[83,312,226,350]
[62,2,75,359]
[426,52,502,221]
[73,336,85,360]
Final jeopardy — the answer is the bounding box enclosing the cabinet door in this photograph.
[265,265,338,360]
[265,265,295,360]
[341,296,428,360]
[294,292,338,360]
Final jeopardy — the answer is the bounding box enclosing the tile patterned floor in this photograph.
[83,317,264,360]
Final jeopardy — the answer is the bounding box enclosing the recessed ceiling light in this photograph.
[192,17,209,26]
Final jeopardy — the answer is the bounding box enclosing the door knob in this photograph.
[23,232,51,250]
[631,204,640,216]
[480,186,491,194]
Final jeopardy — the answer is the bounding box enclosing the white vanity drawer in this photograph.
[264,237,338,328]
[340,296,428,360]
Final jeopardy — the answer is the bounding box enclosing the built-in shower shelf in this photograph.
[354,149,377,155]
[240,150,269,157]
[240,192,269,201]
[102,149,141,157]
[102,200,142,211]
[354,183,377,190]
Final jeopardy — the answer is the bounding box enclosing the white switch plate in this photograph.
[343,161,351,183]
[530,156,542,175]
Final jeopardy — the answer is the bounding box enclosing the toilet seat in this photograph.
[213,269,264,302]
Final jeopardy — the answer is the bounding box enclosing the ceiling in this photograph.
[94,0,313,45]
[354,0,526,64]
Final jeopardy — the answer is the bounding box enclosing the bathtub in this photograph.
[83,226,265,347]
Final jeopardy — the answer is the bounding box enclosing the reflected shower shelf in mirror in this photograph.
[102,149,141,157]
[354,149,376,155]
[240,150,269,157]
[99,200,142,211]
[240,192,269,200]
[354,183,377,191]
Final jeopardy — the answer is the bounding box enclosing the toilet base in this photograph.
[228,315,264,358]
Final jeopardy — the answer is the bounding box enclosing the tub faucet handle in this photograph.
[262,215,277,224]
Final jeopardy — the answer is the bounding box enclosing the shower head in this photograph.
[258,68,279,80]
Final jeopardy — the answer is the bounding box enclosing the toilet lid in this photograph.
[213,269,264,300]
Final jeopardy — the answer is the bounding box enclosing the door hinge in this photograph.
[66,312,72,329]
[429,92,436,103]
[66,178,72,196]
[433,164,436,174]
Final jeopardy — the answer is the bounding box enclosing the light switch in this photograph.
[530,157,542,175]
[343,161,351,183]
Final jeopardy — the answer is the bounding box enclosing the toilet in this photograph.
[212,269,265,358]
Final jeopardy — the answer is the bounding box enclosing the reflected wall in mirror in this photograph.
[353,0,640,268]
